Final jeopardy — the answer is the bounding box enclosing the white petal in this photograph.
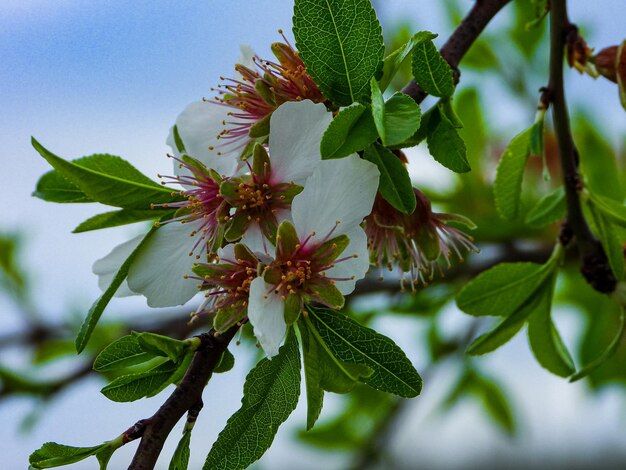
[268,100,332,185]
[216,243,236,262]
[240,209,291,256]
[325,227,370,295]
[292,155,380,242]
[168,101,240,176]
[240,222,268,256]
[127,222,201,308]
[248,277,286,358]
[237,44,256,70]
[93,235,144,297]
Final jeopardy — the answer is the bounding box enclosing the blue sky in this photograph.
[2,1,626,468]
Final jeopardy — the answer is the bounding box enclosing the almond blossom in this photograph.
[246,155,380,357]
[93,100,332,309]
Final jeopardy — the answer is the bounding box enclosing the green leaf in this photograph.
[575,116,624,201]
[299,317,372,430]
[293,0,384,105]
[320,104,378,159]
[100,360,179,402]
[93,335,156,372]
[370,78,386,143]
[363,143,416,214]
[73,209,166,233]
[494,127,533,220]
[33,169,92,203]
[29,442,108,469]
[527,274,576,377]
[466,292,542,355]
[169,428,192,470]
[214,349,235,373]
[472,373,516,436]
[411,37,455,97]
[31,139,178,210]
[203,330,301,470]
[379,31,437,91]
[457,262,552,317]
[75,223,160,353]
[382,93,422,146]
[307,306,422,397]
[132,332,188,363]
[570,307,625,382]
[525,187,566,227]
[589,193,626,229]
[426,107,470,173]
[588,200,625,281]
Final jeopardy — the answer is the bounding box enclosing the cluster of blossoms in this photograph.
[93,42,475,357]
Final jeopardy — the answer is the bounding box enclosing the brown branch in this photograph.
[128,326,239,470]
[402,0,512,103]
[547,0,616,293]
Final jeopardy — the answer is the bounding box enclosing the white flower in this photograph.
[247,155,380,357]
[221,100,332,254]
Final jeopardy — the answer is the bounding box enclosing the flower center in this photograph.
[156,157,229,256]
[236,181,273,214]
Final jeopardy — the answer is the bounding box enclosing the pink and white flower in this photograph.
[246,155,380,357]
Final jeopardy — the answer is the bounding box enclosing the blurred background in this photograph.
[2,0,626,468]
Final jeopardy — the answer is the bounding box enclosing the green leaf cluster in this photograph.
[456,248,577,378]
[94,332,203,403]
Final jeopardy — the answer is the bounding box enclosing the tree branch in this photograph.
[128,326,239,470]
[547,0,616,293]
[402,0,512,103]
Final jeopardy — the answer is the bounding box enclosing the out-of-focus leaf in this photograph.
[571,307,625,382]
[457,262,550,317]
[466,292,542,355]
[494,127,533,220]
[525,187,566,227]
[527,273,576,377]
[575,116,624,201]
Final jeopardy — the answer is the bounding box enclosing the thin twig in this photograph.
[547,0,616,293]
[128,326,239,470]
[403,0,512,103]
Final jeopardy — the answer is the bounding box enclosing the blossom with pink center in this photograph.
[190,243,260,331]
[222,100,332,253]
[93,100,332,309]
[247,155,380,357]
[211,37,326,154]
[365,188,478,288]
